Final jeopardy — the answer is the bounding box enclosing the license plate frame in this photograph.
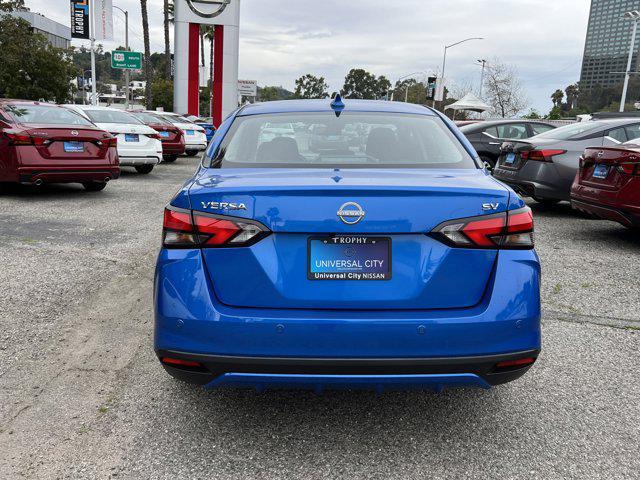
[63,141,84,153]
[125,133,139,142]
[307,236,392,281]
[159,131,170,138]
[504,152,517,165]
[592,164,609,179]
[186,130,195,135]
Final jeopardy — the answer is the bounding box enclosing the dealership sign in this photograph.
[70,0,90,39]
[111,51,143,70]
[95,0,113,41]
[238,79,257,97]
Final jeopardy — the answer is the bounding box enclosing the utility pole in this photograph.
[620,11,640,112]
[438,37,483,110]
[477,59,487,98]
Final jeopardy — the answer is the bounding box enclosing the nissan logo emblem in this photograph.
[186,0,230,18]
[337,202,366,225]
[70,130,79,136]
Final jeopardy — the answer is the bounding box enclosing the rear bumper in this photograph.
[118,156,161,166]
[571,198,639,227]
[161,142,186,155]
[157,349,539,391]
[154,248,542,390]
[18,166,120,184]
[493,163,572,201]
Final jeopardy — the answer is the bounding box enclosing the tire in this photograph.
[83,182,107,192]
[532,197,561,207]
[163,155,178,163]
[185,150,198,157]
[480,155,496,172]
[135,165,154,174]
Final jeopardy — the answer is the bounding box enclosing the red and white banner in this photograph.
[95,0,113,41]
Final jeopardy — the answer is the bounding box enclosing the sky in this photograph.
[24,0,590,114]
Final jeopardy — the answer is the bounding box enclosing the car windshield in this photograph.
[163,114,193,125]
[5,104,94,126]
[83,109,143,125]
[132,111,171,125]
[209,112,476,169]
[532,121,603,140]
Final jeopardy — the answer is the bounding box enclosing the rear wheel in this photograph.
[135,165,154,174]
[82,181,107,192]
[532,197,561,207]
[163,155,178,163]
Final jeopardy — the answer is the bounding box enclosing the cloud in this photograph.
[25,0,589,113]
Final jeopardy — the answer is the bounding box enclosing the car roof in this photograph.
[63,104,127,112]
[237,99,436,117]
[0,99,64,108]
[460,118,554,133]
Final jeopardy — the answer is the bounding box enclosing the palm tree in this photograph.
[202,26,216,117]
[140,0,153,108]
[163,0,171,78]
[551,89,564,108]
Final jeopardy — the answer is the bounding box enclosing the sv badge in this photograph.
[482,203,500,211]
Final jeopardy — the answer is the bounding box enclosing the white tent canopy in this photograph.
[445,93,491,113]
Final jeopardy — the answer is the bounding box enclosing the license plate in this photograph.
[186,130,195,135]
[308,236,391,281]
[592,164,609,179]
[159,131,170,138]
[504,152,516,164]
[63,141,84,153]
[125,134,139,142]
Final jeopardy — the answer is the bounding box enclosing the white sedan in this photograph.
[154,112,208,156]
[63,105,163,174]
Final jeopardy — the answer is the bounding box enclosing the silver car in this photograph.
[493,119,640,205]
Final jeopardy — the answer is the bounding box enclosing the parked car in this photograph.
[459,119,556,170]
[154,112,208,156]
[0,100,119,191]
[154,99,540,392]
[63,105,162,174]
[129,110,185,162]
[493,119,640,205]
[192,117,216,143]
[571,143,640,228]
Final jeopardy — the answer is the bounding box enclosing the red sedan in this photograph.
[129,111,185,162]
[571,145,640,229]
[0,100,119,191]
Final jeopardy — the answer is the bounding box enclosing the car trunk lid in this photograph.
[21,125,112,160]
[189,168,509,310]
[578,146,640,191]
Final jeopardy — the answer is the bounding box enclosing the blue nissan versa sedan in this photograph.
[154,97,541,392]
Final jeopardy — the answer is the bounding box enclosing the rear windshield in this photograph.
[532,121,604,140]
[5,104,93,126]
[83,109,143,125]
[131,111,171,125]
[162,114,193,125]
[209,112,476,169]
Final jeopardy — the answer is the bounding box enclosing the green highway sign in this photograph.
[111,51,142,70]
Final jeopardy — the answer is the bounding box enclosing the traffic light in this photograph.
[426,76,437,101]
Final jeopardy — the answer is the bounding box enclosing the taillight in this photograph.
[617,160,640,175]
[99,136,117,147]
[521,149,566,163]
[4,131,48,146]
[147,133,161,140]
[431,207,534,249]
[162,206,270,248]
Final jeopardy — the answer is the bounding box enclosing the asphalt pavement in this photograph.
[0,159,638,479]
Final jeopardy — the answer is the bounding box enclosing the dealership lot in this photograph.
[0,160,638,479]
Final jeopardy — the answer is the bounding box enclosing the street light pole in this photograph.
[438,37,483,110]
[114,5,130,109]
[620,11,640,113]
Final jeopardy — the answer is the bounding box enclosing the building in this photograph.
[8,10,71,49]
[580,0,640,90]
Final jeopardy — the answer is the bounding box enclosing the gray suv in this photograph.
[493,119,640,205]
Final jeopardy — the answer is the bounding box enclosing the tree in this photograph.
[483,60,528,117]
[150,78,173,111]
[0,0,27,12]
[522,109,542,119]
[565,84,579,110]
[0,16,77,102]
[163,0,171,78]
[294,74,329,99]
[551,89,564,107]
[140,0,153,108]
[343,69,390,99]
[258,86,293,101]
